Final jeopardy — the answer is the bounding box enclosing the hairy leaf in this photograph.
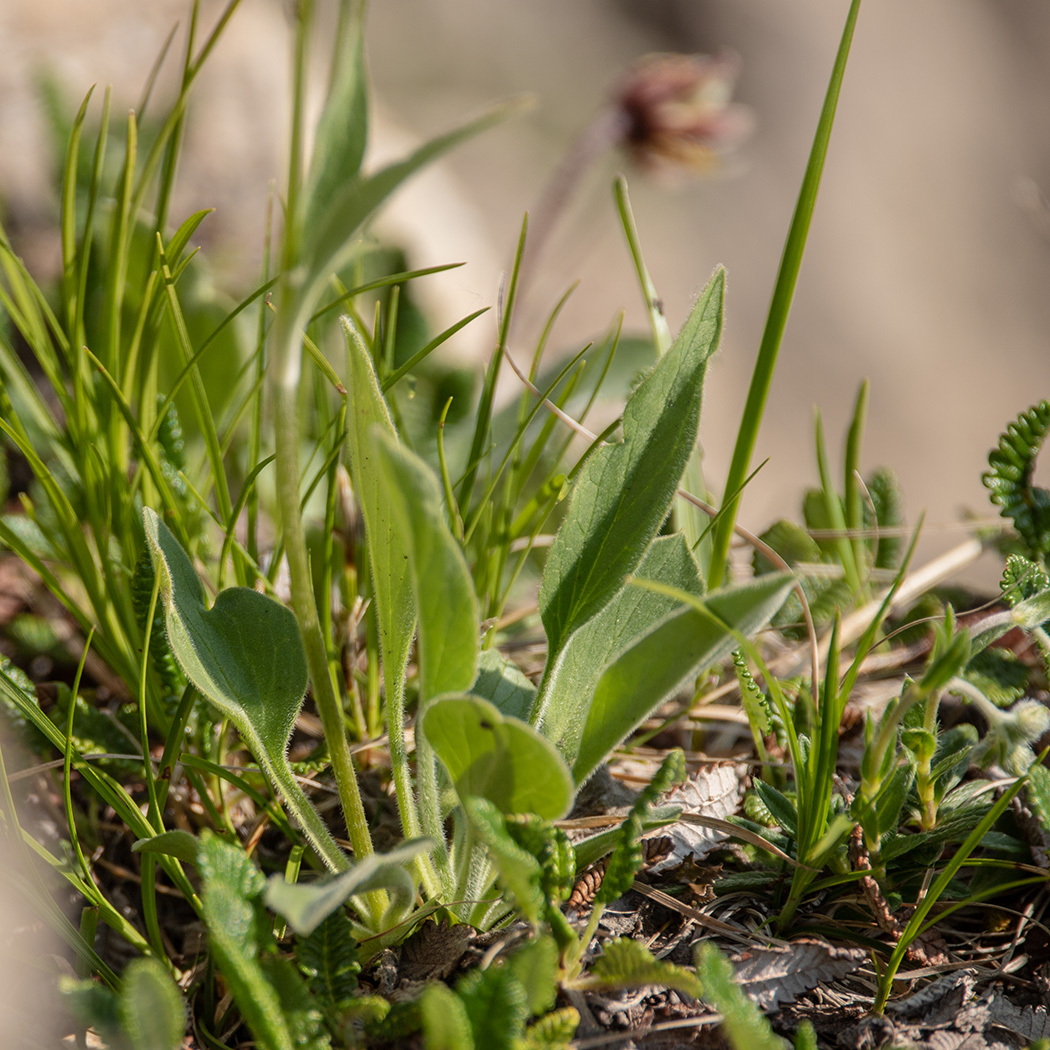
[118,958,186,1050]
[535,533,704,760]
[520,1008,580,1050]
[143,507,305,772]
[344,321,414,733]
[264,838,432,935]
[506,935,559,1016]
[374,431,479,701]
[572,571,795,784]
[695,942,787,1050]
[505,815,576,905]
[295,909,361,1016]
[462,797,545,926]
[583,937,702,999]
[197,833,298,1050]
[420,982,474,1050]
[425,695,573,819]
[472,649,536,722]
[539,269,724,658]
[144,507,345,871]
[457,963,530,1050]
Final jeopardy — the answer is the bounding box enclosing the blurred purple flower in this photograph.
[614,52,753,174]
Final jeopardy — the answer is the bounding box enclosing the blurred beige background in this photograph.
[3,1,1050,559]
[2,2,1050,1041]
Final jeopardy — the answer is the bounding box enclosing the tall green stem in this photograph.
[270,0,376,891]
[707,0,863,585]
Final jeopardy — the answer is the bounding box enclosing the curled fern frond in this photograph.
[983,400,1050,559]
[1001,553,1050,606]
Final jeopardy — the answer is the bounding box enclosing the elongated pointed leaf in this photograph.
[304,98,531,301]
[374,431,478,700]
[535,533,703,754]
[303,1,368,241]
[424,695,573,819]
[539,268,724,657]
[344,321,415,696]
[573,572,794,784]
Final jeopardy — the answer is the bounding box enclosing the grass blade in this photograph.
[707,0,863,585]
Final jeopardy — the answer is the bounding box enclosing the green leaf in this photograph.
[344,319,414,692]
[874,763,915,838]
[504,815,576,905]
[424,695,573,819]
[472,649,536,722]
[260,956,331,1050]
[535,533,704,761]
[59,976,123,1048]
[344,321,421,842]
[118,958,186,1050]
[596,750,686,906]
[865,467,904,570]
[520,1009,580,1050]
[694,942,788,1050]
[457,964,529,1050]
[303,1,368,237]
[420,981,474,1050]
[197,832,297,1050]
[374,430,479,700]
[1023,763,1050,865]
[304,99,530,306]
[463,798,545,925]
[583,938,703,999]
[143,507,306,759]
[983,400,1050,558]
[295,909,361,1016]
[131,829,198,865]
[264,838,433,935]
[507,936,559,1016]
[143,508,346,872]
[539,268,724,658]
[572,571,795,784]
[753,780,799,838]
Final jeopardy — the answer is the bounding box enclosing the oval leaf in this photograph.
[423,695,573,819]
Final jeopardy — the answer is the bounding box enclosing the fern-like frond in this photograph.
[983,401,1050,559]
[295,910,361,1017]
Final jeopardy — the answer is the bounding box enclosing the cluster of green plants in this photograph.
[2,0,1049,1047]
